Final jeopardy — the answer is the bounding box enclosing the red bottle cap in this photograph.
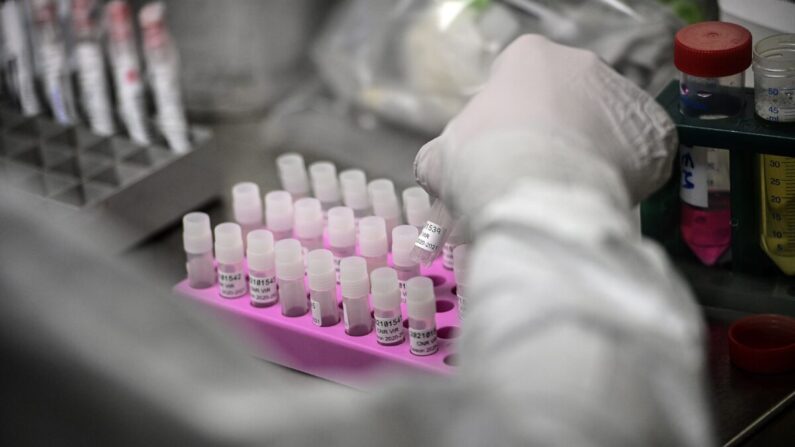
[728,314,795,374]
[675,21,752,78]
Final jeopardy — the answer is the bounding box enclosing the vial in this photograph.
[339,169,371,220]
[309,161,342,215]
[442,222,466,270]
[368,179,401,246]
[358,216,388,274]
[371,267,404,346]
[402,186,431,231]
[754,34,795,123]
[307,249,340,327]
[294,198,324,258]
[247,229,278,307]
[327,206,356,283]
[265,190,294,241]
[274,239,309,317]
[391,225,420,302]
[232,182,263,246]
[410,199,454,266]
[340,257,372,336]
[453,244,468,320]
[214,223,246,298]
[182,212,215,289]
[276,153,310,200]
[406,277,438,356]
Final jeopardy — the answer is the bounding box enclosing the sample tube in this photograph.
[391,225,420,302]
[1,0,41,115]
[309,161,342,214]
[371,267,404,346]
[265,190,294,241]
[232,182,264,244]
[276,153,310,200]
[368,179,401,246]
[214,223,246,298]
[340,257,372,336]
[453,244,468,320]
[339,169,371,220]
[294,198,324,258]
[442,222,468,270]
[753,34,795,124]
[247,230,277,307]
[406,277,438,356]
[274,239,309,317]
[327,206,356,283]
[307,249,340,327]
[410,199,454,266]
[402,186,431,231]
[182,212,214,289]
[358,216,388,274]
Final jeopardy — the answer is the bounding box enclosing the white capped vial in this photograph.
[371,267,404,346]
[214,222,246,298]
[182,212,215,289]
[368,179,401,246]
[453,244,468,320]
[442,222,466,270]
[274,239,309,317]
[294,197,324,257]
[232,182,263,245]
[358,216,388,274]
[402,186,430,231]
[309,161,342,214]
[406,276,438,356]
[339,169,371,219]
[391,225,421,302]
[265,190,294,241]
[340,256,372,336]
[307,249,340,327]
[276,153,310,200]
[327,206,356,283]
[411,199,454,266]
[247,229,277,308]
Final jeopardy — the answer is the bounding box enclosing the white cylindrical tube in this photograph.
[369,179,401,246]
[276,153,310,200]
[327,206,356,283]
[391,225,421,302]
[265,190,294,241]
[371,267,404,346]
[182,212,214,289]
[214,222,246,298]
[411,199,454,266]
[232,182,263,244]
[443,222,466,270]
[274,239,308,317]
[358,216,388,274]
[453,244,469,320]
[402,186,431,231]
[294,198,324,257]
[406,277,438,356]
[247,230,277,308]
[307,249,339,327]
[309,161,342,214]
[339,169,371,219]
[340,257,372,336]
[1,0,41,116]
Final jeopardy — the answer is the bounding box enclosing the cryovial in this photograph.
[232,182,264,245]
[371,267,404,346]
[327,207,356,283]
[214,223,246,298]
[307,249,340,327]
[442,222,466,270]
[182,212,215,289]
[276,153,310,200]
[358,216,388,274]
[265,190,294,241]
[368,179,401,245]
[294,198,324,257]
[339,169,371,220]
[391,225,421,302]
[340,257,373,336]
[402,186,431,231]
[247,230,278,307]
[274,239,309,317]
[309,161,342,214]
[453,244,468,320]
[406,277,438,356]
[411,199,454,266]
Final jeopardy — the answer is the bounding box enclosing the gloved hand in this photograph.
[414,34,677,217]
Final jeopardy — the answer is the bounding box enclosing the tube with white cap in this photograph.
[309,161,342,214]
[442,222,466,270]
[182,212,215,289]
[294,198,324,258]
[371,267,404,346]
[327,206,356,283]
[247,230,277,307]
[274,239,309,317]
[340,257,372,336]
[232,182,263,244]
[453,244,468,320]
[265,190,294,241]
[402,186,431,231]
[368,179,401,246]
[391,225,421,302]
[358,216,388,274]
[406,276,438,356]
[339,169,371,219]
[307,249,340,327]
[410,199,455,266]
[276,153,310,200]
[214,223,246,298]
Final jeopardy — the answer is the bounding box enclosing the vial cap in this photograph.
[274,239,304,280]
[453,244,468,284]
[728,314,795,374]
[340,256,369,298]
[327,206,356,248]
[214,222,244,264]
[369,179,401,219]
[309,161,341,204]
[358,216,387,257]
[265,190,294,232]
[406,276,436,319]
[392,225,419,267]
[402,186,430,228]
[293,198,323,239]
[247,229,275,271]
[276,153,310,197]
[339,169,369,211]
[674,22,752,78]
[370,267,400,311]
[307,249,336,291]
[232,182,263,225]
[182,212,212,254]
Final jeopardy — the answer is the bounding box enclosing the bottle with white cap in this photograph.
[453,244,468,320]
[274,239,309,317]
[214,223,246,298]
[406,277,438,356]
[276,153,310,201]
[294,198,324,258]
[371,267,404,346]
[339,169,371,220]
[391,225,421,302]
[402,186,431,231]
[307,249,340,327]
[340,257,372,336]
[265,190,294,241]
[309,161,342,215]
[368,179,401,246]
[232,182,263,245]
[247,230,278,307]
[182,212,215,288]
[327,206,356,283]
[358,216,388,274]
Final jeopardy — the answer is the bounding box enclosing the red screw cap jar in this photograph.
[728,314,795,374]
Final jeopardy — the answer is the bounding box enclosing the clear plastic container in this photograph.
[753,34,795,123]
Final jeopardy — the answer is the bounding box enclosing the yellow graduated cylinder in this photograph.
[760,154,795,275]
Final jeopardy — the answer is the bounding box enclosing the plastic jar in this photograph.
[753,34,795,123]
